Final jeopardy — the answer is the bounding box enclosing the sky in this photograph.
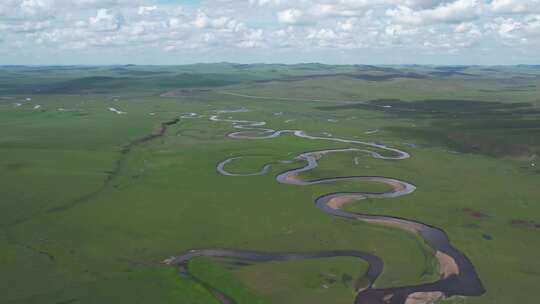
[0,0,539,65]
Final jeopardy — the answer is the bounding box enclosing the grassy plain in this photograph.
[0,64,539,304]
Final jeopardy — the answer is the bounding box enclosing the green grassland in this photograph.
[1,64,539,304]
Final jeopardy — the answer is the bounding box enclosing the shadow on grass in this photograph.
[317,99,540,158]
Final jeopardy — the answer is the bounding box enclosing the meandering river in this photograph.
[166,109,484,304]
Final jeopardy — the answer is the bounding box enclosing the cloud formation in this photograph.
[0,0,539,64]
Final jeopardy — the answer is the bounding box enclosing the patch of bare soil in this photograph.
[436,251,459,278]
[327,195,358,210]
[462,208,488,219]
[404,291,444,304]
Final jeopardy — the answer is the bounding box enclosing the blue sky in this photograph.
[0,0,539,65]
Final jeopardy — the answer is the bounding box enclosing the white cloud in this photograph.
[307,28,339,41]
[20,0,54,15]
[89,9,123,31]
[238,29,265,48]
[305,26,360,49]
[455,22,481,37]
[192,12,208,28]
[1,0,540,64]
[0,0,55,21]
[499,18,522,38]
[71,0,121,8]
[127,20,160,36]
[167,17,182,29]
[489,14,540,45]
[387,0,484,25]
[14,20,52,33]
[489,0,540,14]
[309,0,395,17]
[453,22,483,47]
[524,14,540,35]
[400,0,452,9]
[277,8,303,24]
[310,4,357,17]
[487,17,527,45]
[193,12,244,32]
[137,6,157,16]
[249,0,282,7]
[384,24,417,38]
[337,18,356,31]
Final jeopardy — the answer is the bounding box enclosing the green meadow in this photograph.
[1,64,539,303]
